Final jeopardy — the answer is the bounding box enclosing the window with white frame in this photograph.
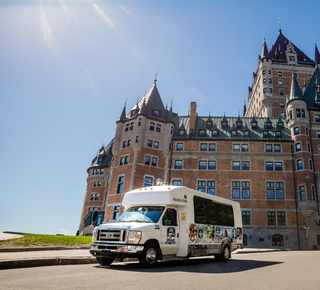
[144,176,153,187]
[197,180,215,195]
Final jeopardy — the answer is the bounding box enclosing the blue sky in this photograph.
[1,0,320,235]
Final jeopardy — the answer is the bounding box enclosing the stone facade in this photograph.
[78,29,320,250]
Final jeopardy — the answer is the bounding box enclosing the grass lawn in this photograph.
[0,234,92,248]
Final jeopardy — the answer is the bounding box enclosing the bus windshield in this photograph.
[117,206,164,223]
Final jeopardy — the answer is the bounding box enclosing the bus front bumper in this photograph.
[90,243,144,258]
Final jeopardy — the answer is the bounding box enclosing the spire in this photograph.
[118,101,126,121]
[167,101,174,123]
[261,33,269,58]
[242,100,247,117]
[315,40,320,65]
[289,74,302,100]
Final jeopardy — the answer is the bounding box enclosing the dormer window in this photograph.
[251,122,257,129]
[221,121,228,129]
[265,122,272,129]
[179,130,185,137]
[212,130,219,137]
[236,121,242,129]
[278,122,284,130]
[153,109,160,117]
[231,130,237,137]
[243,130,250,138]
[199,129,205,137]
[206,121,213,129]
[131,110,137,117]
[275,131,281,138]
[263,131,269,138]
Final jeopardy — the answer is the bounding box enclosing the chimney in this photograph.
[189,102,197,136]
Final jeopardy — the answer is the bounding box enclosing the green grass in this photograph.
[2,234,92,247]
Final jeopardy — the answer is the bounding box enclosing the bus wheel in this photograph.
[215,245,231,262]
[139,242,158,267]
[96,257,115,266]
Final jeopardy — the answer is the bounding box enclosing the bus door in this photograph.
[160,207,179,255]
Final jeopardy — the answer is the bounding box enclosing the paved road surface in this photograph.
[1,251,319,290]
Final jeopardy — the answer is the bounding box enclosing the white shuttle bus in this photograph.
[90,186,243,267]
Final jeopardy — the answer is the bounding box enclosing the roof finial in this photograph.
[154,70,158,84]
[263,30,266,42]
[278,18,281,33]
[315,36,317,46]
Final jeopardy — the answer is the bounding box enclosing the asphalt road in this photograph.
[1,251,319,290]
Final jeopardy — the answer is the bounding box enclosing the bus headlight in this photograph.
[92,228,97,242]
[127,230,142,243]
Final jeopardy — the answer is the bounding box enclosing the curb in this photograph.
[0,257,97,270]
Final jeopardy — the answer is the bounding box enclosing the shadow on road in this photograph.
[94,257,282,274]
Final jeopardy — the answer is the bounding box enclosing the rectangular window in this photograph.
[208,161,216,170]
[124,156,129,165]
[113,206,120,220]
[147,140,153,147]
[275,162,283,171]
[197,180,215,195]
[274,144,281,152]
[242,144,249,152]
[144,176,153,187]
[174,160,182,169]
[317,131,320,138]
[151,157,157,167]
[242,161,250,170]
[154,141,159,149]
[199,161,207,170]
[232,181,241,198]
[242,182,250,199]
[200,143,207,151]
[266,162,273,171]
[266,144,272,152]
[299,185,306,201]
[144,156,151,165]
[135,136,139,143]
[244,130,250,138]
[276,182,284,199]
[233,144,240,152]
[297,159,303,170]
[119,157,124,166]
[231,131,237,137]
[156,124,161,132]
[267,211,276,225]
[277,212,286,226]
[149,122,155,131]
[209,143,216,151]
[172,180,182,186]
[295,143,301,152]
[296,109,301,118]
[267,182,275,199]
[242,211,251,225]
[179,130,185,137]
[176,143,183,151]
[315,115,320,122]
[117,176,124,193]
[127,140,131,147]
[263,131,269,138]
[199,129,205,136]
[232,161,240,170]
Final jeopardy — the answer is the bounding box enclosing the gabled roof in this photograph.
[315,44,320,65]
[267,30,313,64]
[90,139,114,168]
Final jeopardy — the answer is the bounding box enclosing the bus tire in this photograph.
[215,245,231,262]
[139,242,158,267]
[96,257,115,266]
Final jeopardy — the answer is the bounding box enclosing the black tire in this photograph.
[139,242,158,267]
[96,257,115,266]
[214,245,231,262]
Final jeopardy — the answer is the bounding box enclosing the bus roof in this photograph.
[122,186,240,207]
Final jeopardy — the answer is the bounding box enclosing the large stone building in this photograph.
[78,28,320,250]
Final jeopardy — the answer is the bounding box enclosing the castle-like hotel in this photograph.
[78,28,320,249]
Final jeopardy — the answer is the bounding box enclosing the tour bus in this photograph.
[90,186,243,267]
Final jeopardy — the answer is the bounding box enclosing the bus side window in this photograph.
[162,209,177,226]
